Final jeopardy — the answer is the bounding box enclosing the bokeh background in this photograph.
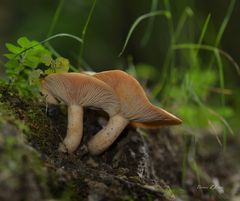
[1,1,240,68]
[0,0,239,133]
[0,2,240,200]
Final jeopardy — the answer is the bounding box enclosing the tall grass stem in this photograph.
[78,0,97,66]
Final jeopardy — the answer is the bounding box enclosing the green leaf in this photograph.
[22,46,51,68]
[17,37,32,48]
[41,54,52,66]
[23,55,41,68]
[5,59,19,69]
[3,36,69,97]
[44,68,54,74]
[29,69,43,85]
[54,57,70,73]
[45,57,70,74]
[6,43,22,54]
[4,53,15,59]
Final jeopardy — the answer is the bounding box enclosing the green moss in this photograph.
[121,195,136,201]
[0,101,49,200]
[0,84,62,153]
[0,84,78,201]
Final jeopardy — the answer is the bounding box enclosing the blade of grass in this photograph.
[152,6,193,98]
[20,33,82,54]
[118,10,170,56]
[208,0,236,69]
[173,44,240,76]
[207,108,234,136]
[215,0,236,47]
[214,50,225,106]
[47,0,65,37]
[188,137,211,186]
[45,0,65,59]
[213,31,226,151]
[188,84,234,150]
[189,80,233,134]
[163,0,175,82]
[181,135,189,186]
[141,0,159,46]
[198,14,211,47]
[164,0,174,44]
[205,46,231,149]
[174,7,193,41]
[45,33,83,72]
[78,0,97,66]
[208,120,223,146]
[194,14,211,57]
[151,44,172,98]
[188,14,211,72]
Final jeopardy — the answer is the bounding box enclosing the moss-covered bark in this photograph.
[0,85,177,201]
[0,84,239,201]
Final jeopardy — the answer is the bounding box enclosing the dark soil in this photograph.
[0,85,239,201]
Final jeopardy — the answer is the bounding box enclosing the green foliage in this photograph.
[163,68,233,128]
[4,36,70,97]
[123,2,238,137]
[134,63,158,81]
[0,1,239,200]
[44,57,70,74]
[122,1,238,189]
[132,58,234,136]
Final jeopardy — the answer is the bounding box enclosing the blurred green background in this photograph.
[0,0,239,135]
[1,0,240,68]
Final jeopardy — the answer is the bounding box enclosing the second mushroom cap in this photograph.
[93,70,182,126]
[87,70,182,155]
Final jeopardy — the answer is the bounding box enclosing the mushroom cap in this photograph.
[41,73,120,116]
[94,70,182,127]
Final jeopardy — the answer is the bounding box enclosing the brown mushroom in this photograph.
[41,73,120,153]
[88,70,182,155]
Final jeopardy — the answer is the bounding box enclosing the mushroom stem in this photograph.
[88,114,129,155]
[59,105,84,153]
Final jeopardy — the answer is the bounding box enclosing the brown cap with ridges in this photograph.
[94,70,181,126]
[87,70,181,155]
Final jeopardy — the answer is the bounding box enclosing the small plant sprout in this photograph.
[88,70,182,155]
[41,73,120,153]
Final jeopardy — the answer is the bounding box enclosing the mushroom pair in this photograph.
[41,70,181,155]
[41,73,120,153]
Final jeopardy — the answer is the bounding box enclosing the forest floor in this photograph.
[0,85,240,201]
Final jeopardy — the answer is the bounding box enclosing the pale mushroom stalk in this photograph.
[88,114,128,155]
[59,105,83,153]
